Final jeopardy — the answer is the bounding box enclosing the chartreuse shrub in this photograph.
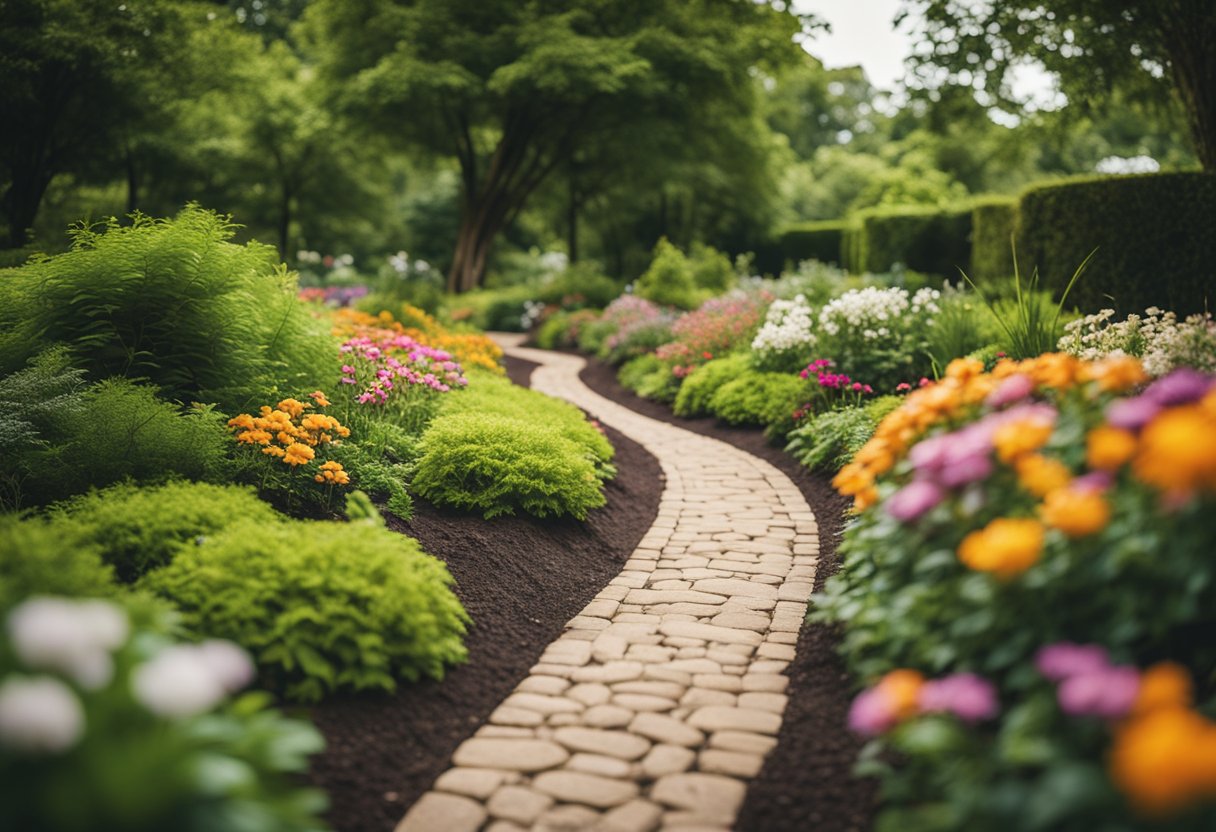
[635,237,702,310]
[708,371,806,429]
[0,596,327,831]
[48,482,283,583]
[618,354,680,402]
[673,354,751,417]
[820,355,1216,830]
[141,519,468,702]
[1014,173,1216,316]
[413,371,614,519]
[969,196,1017,281]
[0,206,334,410]
[0,516,119,611]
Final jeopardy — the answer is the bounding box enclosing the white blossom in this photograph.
[752,294,816,354]
[195,640,255,694]
[0,675,85,753]
[1059,307,1216,376]
[132,645,228,719]
[7,598,128,689]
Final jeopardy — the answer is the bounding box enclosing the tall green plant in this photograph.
[961,243,1094,359]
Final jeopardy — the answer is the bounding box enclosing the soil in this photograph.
[305,354,665,832]
[576,356,878,832]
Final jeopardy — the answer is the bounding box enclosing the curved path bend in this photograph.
[398,336,820,832]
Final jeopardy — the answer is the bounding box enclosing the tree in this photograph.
[304,0,806,292]
[900,0,1216,171]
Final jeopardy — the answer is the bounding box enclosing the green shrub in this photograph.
[924,287,1000,372]
[969,197,1017,281]
[779,221,847,267]
[140,519,468,702]
[0,516,119,611]
[0,207,334,411]
[635,237,702,309]
[688,243,735,293]
[707,371,806,428]
[413,412,610,519]
[1015,172,1216,315]
[673,354,750,417]
[786,396,900,472]
[12,378,230,508]
[48,482,283,583]
[535,312,573,350]
[848,205,972,278]
[536,265,622,308]
[619,354,665,393]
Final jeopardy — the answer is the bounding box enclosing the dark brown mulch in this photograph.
[577,356,878,832]
[305,354,665,832]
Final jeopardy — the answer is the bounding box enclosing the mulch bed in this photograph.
[576,356,878,832]
[305,354,664,832]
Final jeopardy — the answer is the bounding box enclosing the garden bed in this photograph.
[575,355,877,832]
[305,354,664,832]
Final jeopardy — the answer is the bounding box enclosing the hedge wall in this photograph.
[1015,173,1216,315]
[845,206,972,278]
[778,221,848,267]
[969,197,1017,281]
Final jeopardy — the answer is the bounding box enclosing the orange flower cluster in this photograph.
[228,392,351,481]
[330,306,504,373]
[957,517,1045,577]
[833,354,1146,513]
[1111,663,1216,816]
[1133,396,1216,495]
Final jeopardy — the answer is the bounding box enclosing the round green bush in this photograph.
[49,481,284,583]
[673,354,750,418]
[708,371,807,427]
[413,411,609,519]
[140,519,468,702]
[0,516,118,611]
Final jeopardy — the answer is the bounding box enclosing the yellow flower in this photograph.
[227,413,255,430]
[1015,454,1072,497]
[1133,405,1216,494]
[262,445,285,458]
[283,443,315,466]
[309,390,332,407]
[1086,425,1137,471]
[1111,707,1216,816]
[957,517,1044,577]
[1040,487,1110,537]
[1082,355,1147,393]
[993,418,1054,463]
[276,398,309,419]
[236,428,273,445]
[314,460,350,485]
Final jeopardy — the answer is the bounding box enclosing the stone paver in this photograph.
[397,337,819,831]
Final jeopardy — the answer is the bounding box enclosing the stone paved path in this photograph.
[396,336,819,832]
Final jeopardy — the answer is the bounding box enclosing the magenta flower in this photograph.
[918,673,998,723]
[1057,666,1140,719]
[1143,368,1213,406]
[1034,642,1110,681]
[1106,396,1161,431]
[886,480,945,523]
[847,687,898,736]
[987,374,1035,408]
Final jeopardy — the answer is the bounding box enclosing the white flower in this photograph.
[0,675,85,753]
[195,641,255,694]
[132,645,227,719]
[7,598,129,689]
[752,294,816,354]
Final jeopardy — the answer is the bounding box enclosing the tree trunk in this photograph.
[448,199,507,293]
[1160,3,1216,171]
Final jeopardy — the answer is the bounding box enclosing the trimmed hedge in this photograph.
[846,205,972,278]
[778,221,847,267]
[969,197,1017,281]
[1014,173,1216,315]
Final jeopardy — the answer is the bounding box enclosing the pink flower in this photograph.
[1106,396,1161,431]
[1058,666,1140,719]
[886,480,945,522]
[848,687,898,736]
[1035,642,1110,681]
[918,673,998,723]
[987,373,1035,408]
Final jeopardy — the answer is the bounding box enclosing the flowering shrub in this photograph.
[818,354,1216,830]
[298,284,370,307]
[228,393,352,511]
[595,295,676,365]
[654,290,772,373]
[815,285,941,390]
[1059,306,1216,376]
[338,330,466,435]
[751,293,816,371]
[0,597,326,831]
[330,306,503,374]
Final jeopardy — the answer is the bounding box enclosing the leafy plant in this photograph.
[634,237,702,310]
[140,519,468,702]
[673,354,751,417]
[707,370,807,428]
[48,482,284,583]
[0,517,119,612]
[786,397,900,472]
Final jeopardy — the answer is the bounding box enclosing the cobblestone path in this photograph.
[396,337,820,832]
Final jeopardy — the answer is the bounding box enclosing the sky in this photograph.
[791,0,1060,108]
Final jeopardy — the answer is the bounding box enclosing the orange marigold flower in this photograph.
[1086,425,1137,471]
[283,443,315,466]
[309,390,332,407]
[957,517,1044,578]
[1015,454,1072,498]
[1110,707,1216,816]
[852,486,879,512]
[1134,663,1193,716]
[227,413,255,430]
[276,398,309,418]
[946,357,984,382]
[993,417,1055,463]
[875,670,926,721]
[1040,487,1110,537]
[1133,405,1216,494]
[262,445,285,457]
[1024,352,1082,390]
[832,462,874,497]
[1082,355,1147,393]
[276,430,297,446]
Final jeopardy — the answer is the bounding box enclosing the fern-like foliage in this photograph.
[0,206,334,410]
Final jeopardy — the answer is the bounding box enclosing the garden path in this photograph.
[397,335,820,832]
